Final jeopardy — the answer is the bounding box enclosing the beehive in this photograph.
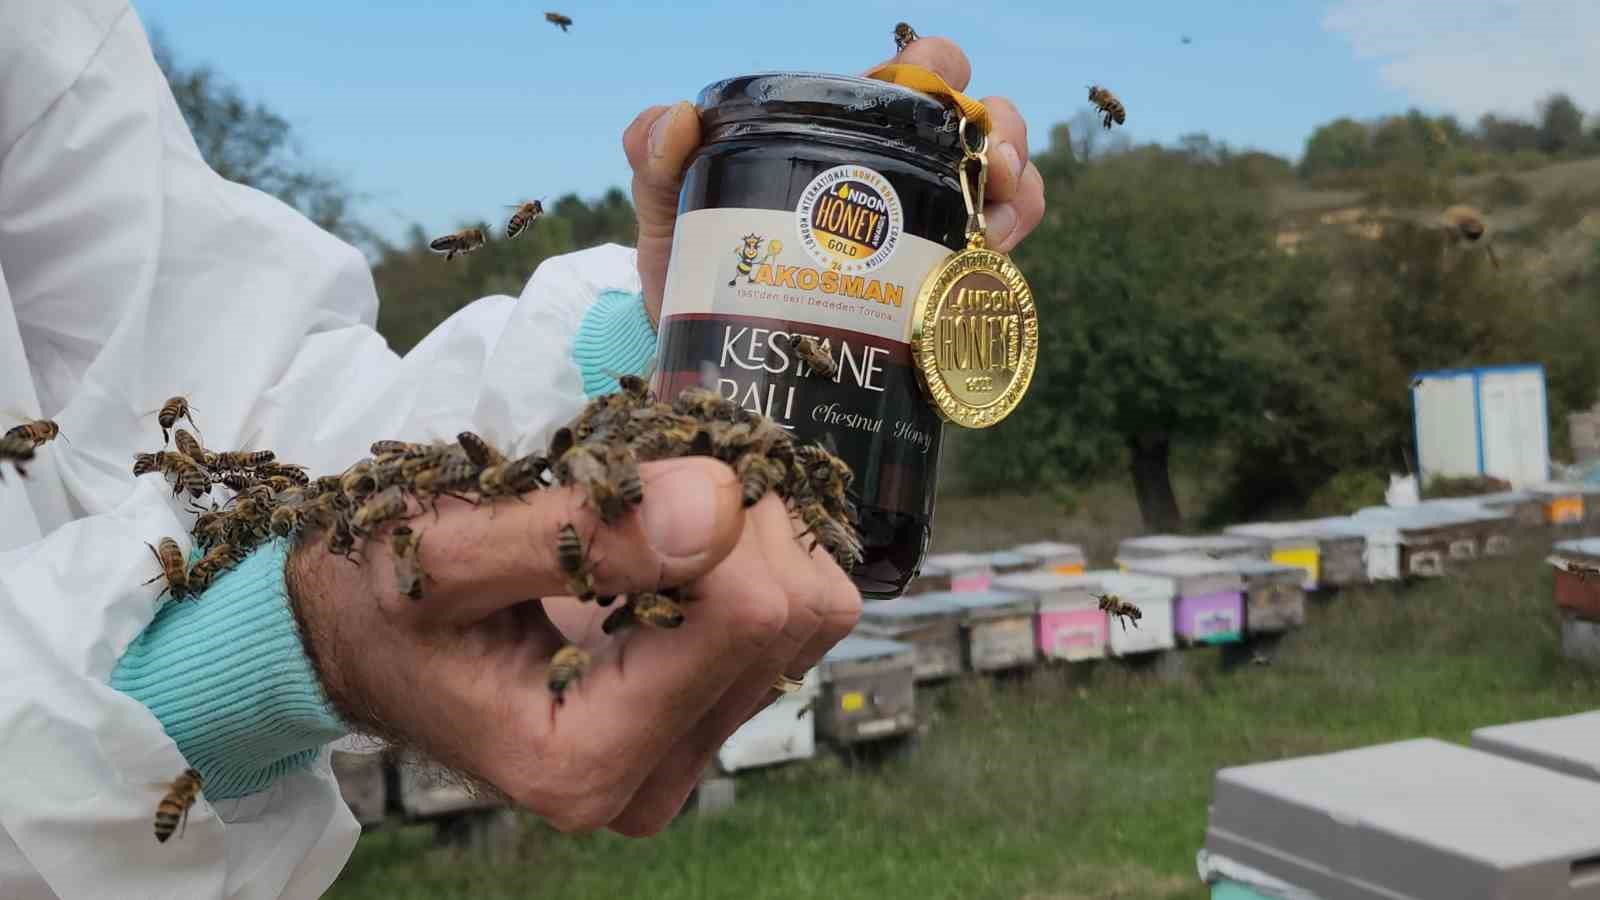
[1221,559,1306,634]
[1465,489,1546,531]
[1354,506,1458,577]
[916,552,994,593]
[1116,534,1267,570]
[856,594,965,680]
[992,571,1107,662]
[1120,555,1244,646]
[1084,569,1177,656]
[1293,517,1372,587]
[1529,481,1586,527]
[1010,541,1087,575]
[1471,711,1600,783]
[717,667,820,772]
[1550,538,1600,621]
[984,550,1038,578]
[817,636,916,744]
[1564,614,1600,670]
[1204,738,1600,900]
[922,589,1039,671]
[1223,522,1321,590]
[1417,499,1517,559]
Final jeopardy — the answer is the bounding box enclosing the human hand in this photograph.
[288,457,861,835]
[625,35,1047,326]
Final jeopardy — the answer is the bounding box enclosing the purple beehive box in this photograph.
[1121,555,1244,646]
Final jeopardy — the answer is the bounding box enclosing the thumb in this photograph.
[412,457,744,626]
[624,101,701,327]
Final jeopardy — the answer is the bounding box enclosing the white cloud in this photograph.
[1323,0,1600,121]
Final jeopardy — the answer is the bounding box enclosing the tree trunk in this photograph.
[1129,434,1182,532]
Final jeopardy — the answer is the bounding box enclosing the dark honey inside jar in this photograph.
[652,72,969,599]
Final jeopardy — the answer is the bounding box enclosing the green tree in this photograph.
[151,32,376,251]
[1299,117,1370,178]
[958,142,1286,531]
[1537,93,1585,155]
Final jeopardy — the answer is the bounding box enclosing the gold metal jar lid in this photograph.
[910,241,1039,429]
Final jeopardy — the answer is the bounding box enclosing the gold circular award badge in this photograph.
[911,243,1039,428]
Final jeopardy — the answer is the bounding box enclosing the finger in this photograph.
[505,507,792,831]
[871,35,971,92]
[627,100,700,244]
[745,538,861,723]
[985,161,1046,252]
[980,95,1029,207]
[400,457,743,627]
[606,495,829,836]
[626,100,701,321]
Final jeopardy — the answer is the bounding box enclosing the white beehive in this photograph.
[1083,569,1177,656]
[717,667,820,773]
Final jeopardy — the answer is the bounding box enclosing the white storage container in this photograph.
[1412,364,1550,488]
[717,667,820,773]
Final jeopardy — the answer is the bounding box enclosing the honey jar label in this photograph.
[655,200,953,517]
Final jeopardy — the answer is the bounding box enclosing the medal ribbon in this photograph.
[862,63,991,136]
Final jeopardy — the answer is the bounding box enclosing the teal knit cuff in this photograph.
[111,538,348,801]
[573,289,658,398]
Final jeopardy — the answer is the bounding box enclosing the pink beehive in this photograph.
[993,571,1107,662]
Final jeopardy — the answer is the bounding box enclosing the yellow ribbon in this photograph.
[863,63,991,136]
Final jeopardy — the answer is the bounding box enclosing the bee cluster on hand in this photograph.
[132,377,862,710]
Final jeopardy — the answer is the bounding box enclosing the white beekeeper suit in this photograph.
[0,2,642,897]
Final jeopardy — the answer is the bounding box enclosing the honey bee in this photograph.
[133,451,166,477]
[172,429,208,466]
[547,644,589,706]
[187,543,240,593]
[370,440,423,460]
[893,21,919,53]
[153,767,203,843]
[544,11,573,32]
[409,457,480,503]
[428,227,488,261]
[268,504,304,539]
[217,472,257,493]
[1441,204,1499,269]
[328,515,360,564]
[457,431,506,469]
[504,200,545,240]
[4,419,63,448]
[391,525,428,601]
[479,452,551,499]
[788,335,838,380]
[735,454,787,508]
[556,523,598,602]
[0,434,35,480]
[215,450,275,471]
[556,444,630,523]
[259,462,310,486]
[602,590,686,635]
[142,537,190,601]
[353,485,410,533]
[1095,593,1142,630]
[163,452,210,499]
[153,396,200,445]
[1087,84,1126,130]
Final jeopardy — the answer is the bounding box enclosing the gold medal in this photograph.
[911,117,1039,428]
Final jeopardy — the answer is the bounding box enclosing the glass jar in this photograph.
[651,71,968,598]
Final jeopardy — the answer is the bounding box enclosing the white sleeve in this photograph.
[0,2,638,898]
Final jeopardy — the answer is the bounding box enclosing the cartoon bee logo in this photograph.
[730,234,764,287]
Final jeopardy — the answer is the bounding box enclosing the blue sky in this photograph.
[130,1,1595,247]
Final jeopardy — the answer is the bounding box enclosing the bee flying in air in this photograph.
[153,767,204,843]
[4,418,64,448]
[893,21,919,53]
[428,227,488,262]
[504,200,545,240]
[545,11,573,31]
[153,396,200,446]
[1087,84,1126,130]
[0,434,36,480]
[788,335,838,380]
[547,644,590,706]
[1095,593,1142,630]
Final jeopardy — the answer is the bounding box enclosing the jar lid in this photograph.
[696,71,962,154]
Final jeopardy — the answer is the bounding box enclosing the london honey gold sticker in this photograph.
[911,245,1039,428]
[795,165,904,274]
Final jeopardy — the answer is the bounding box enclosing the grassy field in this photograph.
[327,549,1600,900]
